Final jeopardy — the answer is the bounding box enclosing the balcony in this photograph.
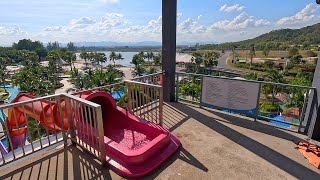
[0,72,320,179]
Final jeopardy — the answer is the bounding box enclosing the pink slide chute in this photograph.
[6,91,180,178]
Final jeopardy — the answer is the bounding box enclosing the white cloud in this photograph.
[177,13,183,20]
[276,3,320,26]
[98,13,126,30]
[101,0,119,4]
[43,26,63,31]
[212,12,270,30]
[0,25,24,35]
[178,18,207,34]
[197,15,202,20]
[148,16,162,28]
[71,17,96,25]
[220,4,246,12]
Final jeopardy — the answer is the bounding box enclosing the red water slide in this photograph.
[6,91,180,178]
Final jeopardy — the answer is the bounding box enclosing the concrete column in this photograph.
[162,0,177,102]
[304,54,320,139]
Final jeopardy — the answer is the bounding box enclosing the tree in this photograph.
[290,55,302,65]
[109,51,117,66]
[249,44,256,69]
[0,57,9,92]
[13,39,47,58]
[146,52,154,62]
[61,50,76,71]
[203,52,218,68]
[47,41,60,51]
[80,51,89,68]
[47,51,61,83]
[267,70,286,105]
[67,42,76,51]
[94,53,107,70]
[285,78,310,119]
[153,54,162,65]
[241,72,259,80]
[191,52,203,73]
[132,65,146,77]
[288,47,299,57]
[117,53,124,65]
[263,44,270,57]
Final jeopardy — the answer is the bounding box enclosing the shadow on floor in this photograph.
[143,146,208,180]
[0,145,113,180]
[163,102,320,179]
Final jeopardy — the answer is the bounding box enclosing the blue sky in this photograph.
[0,0,319,46]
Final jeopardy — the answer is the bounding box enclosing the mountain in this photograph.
[201,23,320,50]
[239,23,320,45]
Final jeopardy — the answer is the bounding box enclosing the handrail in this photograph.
[125,80,162,89]
[176,71,316,90]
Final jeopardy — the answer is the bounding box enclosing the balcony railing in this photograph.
[175,72,316,132]
[0,73,164,166]
[0,93,105,165]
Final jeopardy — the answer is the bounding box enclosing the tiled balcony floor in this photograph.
[1,102,320,180]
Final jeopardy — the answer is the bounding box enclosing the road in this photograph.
[217,52,231,69]
[215,52,244,74]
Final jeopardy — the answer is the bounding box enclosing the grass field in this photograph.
[233,50,319,58]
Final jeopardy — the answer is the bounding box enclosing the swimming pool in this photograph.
[7,86,20,103]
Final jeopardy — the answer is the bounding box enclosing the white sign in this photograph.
[201,77,260,112]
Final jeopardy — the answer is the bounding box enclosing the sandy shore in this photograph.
[176,53,193,63]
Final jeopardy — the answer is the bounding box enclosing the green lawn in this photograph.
[234,50,319,58]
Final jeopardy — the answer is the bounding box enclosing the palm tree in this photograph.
[146,52,154,62]
[47,51,61,84]
[204,52,218,68]
[249,44,256,69]
[80,51,89,68]
[109,51,117,66]
[153,54,162,66]
[132,66,146,77]
[191,52,203,73]
[267,70,285,105]
[138,51,145,59]
[94,53,107,70]
[61,51,75,71]
[116,53,124,65]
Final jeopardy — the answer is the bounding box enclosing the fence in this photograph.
[131,72,163,85]
[176,72,316,132]
[0,73,164,166]
[126,80,163,126]
[0,93,105,166]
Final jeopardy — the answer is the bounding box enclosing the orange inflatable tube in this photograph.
[7,93,62,136]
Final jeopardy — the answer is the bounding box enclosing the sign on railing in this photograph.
[201,77,260,115]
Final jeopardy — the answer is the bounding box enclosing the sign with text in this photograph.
[201,77,260,114]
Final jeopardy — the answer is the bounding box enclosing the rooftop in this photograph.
[1,102,319,179]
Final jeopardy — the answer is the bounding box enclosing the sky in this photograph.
[0,0,320,46]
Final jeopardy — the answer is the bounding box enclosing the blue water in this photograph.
[111,89,125,100]
[270,115,291,128]
[7,86,20,102]
[0,85,20,149]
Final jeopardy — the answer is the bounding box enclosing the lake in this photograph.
[94,52,190,67]
[99,51,141,67]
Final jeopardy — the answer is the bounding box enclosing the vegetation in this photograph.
[199,23,320,50]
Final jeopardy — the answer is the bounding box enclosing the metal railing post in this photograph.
[126,82,132,113]
[96,106,106,166]
[159,86,164,126]
[254,83,262,121]
[176,73,179,102]
[64,95,76,145]
[56,95,68,147]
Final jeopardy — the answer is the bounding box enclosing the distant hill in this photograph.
[240,23,320,45]
[200,23,320,50]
